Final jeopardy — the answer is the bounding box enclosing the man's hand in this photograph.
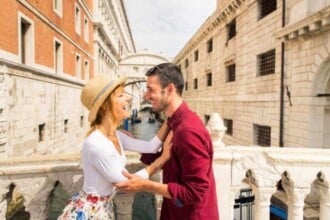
[114,171,145,193]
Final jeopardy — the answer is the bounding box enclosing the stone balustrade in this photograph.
[0,113,329,219]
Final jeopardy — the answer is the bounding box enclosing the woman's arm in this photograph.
[117,121,170,153]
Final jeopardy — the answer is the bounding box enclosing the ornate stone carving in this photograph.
[206,113,226,148]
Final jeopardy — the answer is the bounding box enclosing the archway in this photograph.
[311,58,330,148]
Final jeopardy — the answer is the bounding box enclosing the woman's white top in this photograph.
[82,129,162,197]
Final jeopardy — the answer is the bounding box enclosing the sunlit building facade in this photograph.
[174,0,330,149]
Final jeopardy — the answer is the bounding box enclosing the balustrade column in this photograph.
[313,172,330,220]
[252,187,275,220]
[286,188,309,220]
[319,187,330,220]
[113,192,134,220]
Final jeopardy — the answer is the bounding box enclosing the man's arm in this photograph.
[115,171,172,199]
[115,132,173,196]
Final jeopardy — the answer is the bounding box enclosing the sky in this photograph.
[123,0,216,59]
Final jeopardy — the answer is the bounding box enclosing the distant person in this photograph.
[115,63,219,220]
[57,75,171,219]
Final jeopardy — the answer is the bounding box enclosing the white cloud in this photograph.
[124,0,216,58]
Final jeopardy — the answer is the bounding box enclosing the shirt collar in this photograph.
[167,102,188,130]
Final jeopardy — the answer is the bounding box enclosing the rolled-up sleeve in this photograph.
[167,128,211,206]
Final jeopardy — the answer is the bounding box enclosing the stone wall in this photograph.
[0,62,87,159]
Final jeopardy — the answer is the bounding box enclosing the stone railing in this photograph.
[207,113,330,220]
[0,113,329,220]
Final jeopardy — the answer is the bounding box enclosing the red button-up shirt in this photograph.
[141,102,219,220]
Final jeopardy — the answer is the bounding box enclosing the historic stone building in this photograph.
[94,0,136,78]
[174,0,330,149]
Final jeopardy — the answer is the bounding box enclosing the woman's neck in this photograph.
[100,116,118,137]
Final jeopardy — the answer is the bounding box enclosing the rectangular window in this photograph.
[53,0,63,16]
[185,59,189,68]
[75,5,81,35]
[194,50,199,61]
[19,15,34,64]
[64,119,69,133]
[224,119,233,135]
[227,19,236,42]
[38,123,46,142]
[258,0,277,20]
[185,81,188,91]
[84,60,89,80]
[84,17,89,42]
[226,64,236,82]
[254,124,271,146]
[204,115,210,125]
[54,39,63,74]
[194,78,198,89]
[207,73,212,87]
[207,38,213,53]
[257,49,275,76]
[75,54,81,79]
[80,116,84,128]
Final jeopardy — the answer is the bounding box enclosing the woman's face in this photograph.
[109,85,131,121]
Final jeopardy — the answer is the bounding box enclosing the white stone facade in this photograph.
[93,0,136,78]
[0,63,86,158]
[174,0,330,148]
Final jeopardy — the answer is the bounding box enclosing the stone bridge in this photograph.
[0,113,329,220]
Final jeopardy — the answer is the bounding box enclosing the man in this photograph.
[115,63,219,220]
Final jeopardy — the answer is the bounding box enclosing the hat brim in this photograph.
[88,76,126,122]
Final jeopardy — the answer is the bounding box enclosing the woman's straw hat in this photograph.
[81,75,126,122]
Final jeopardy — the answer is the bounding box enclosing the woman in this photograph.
[58,75,171,220]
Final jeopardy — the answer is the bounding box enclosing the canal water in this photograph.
[128,111,162,220]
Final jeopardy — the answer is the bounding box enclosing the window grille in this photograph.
[207,38,213,53]
[207,73,212,86]
[259,0,277,19]
[194,50,199,61]
[227,19,236,41]
[194,78,198,89]
[224,119,233,135]
[226,64,236,82]
[254,124,271,146]
[258,49,275,76]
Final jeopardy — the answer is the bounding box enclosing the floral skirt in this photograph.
[57,191,114,220]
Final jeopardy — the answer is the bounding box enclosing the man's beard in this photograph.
[152,96,168,113]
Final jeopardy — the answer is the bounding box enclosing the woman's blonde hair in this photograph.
[86,95,113,136]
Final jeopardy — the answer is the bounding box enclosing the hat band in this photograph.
[92,80,116,106]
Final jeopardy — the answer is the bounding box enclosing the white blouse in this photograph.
[82,129,162,197]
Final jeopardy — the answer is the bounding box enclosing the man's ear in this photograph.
[168,83,175,94]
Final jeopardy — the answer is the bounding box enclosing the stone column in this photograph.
[281,171,309,220]
[113,192,134,220]
[313,172,330,220]
[206,112,226,148]
[252,187,275,220]
[287,188,309,220]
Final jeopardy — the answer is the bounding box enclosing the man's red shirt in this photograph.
[141,102,219,220]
